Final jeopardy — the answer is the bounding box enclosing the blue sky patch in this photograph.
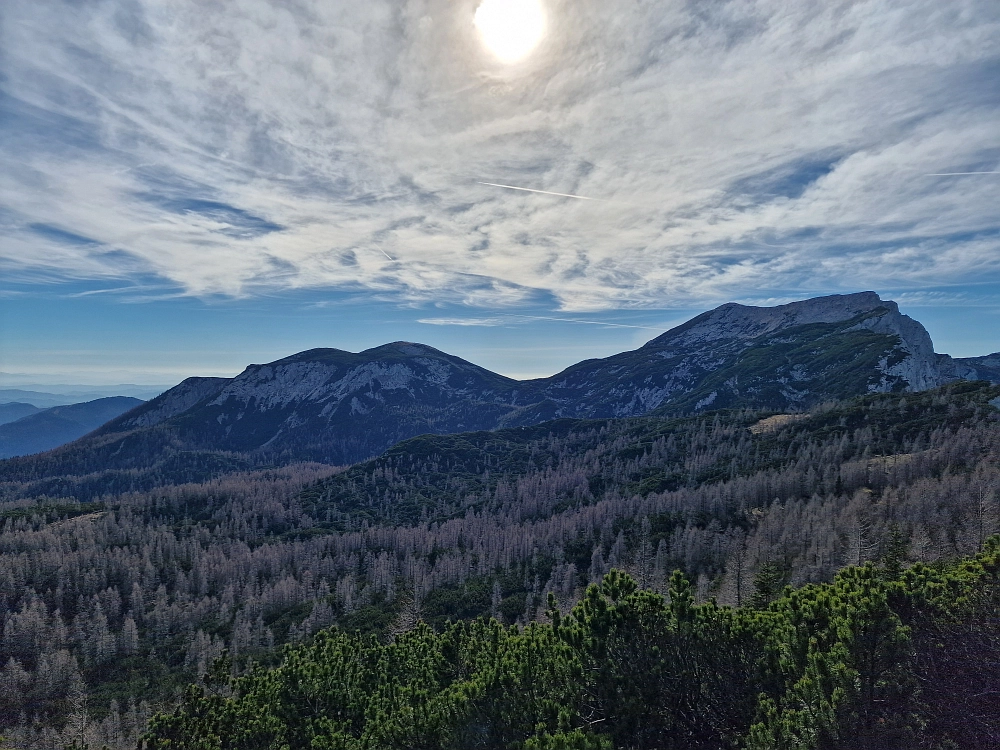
[729,155,842,201]
[144,197,284,239]
[29,223,102,247]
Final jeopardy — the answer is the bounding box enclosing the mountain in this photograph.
[0,396,145,459]
[98,345,533,461]
[0,389,79,409]
[0,402,42,426]
[530,291,993,417]
[2,292,997,483]
[956,353,1000,383]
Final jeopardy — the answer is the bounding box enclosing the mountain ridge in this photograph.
[0,402,42,426]
[4,292,997,480]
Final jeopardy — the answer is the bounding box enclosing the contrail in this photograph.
[373,244,394,261]
[477,182,603,201]
[925,171,1000,176]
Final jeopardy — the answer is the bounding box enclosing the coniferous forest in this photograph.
[9,0,1000,744]
[145,545,1000,750]
[2,381,999,748]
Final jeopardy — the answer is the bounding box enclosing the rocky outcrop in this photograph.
[113,377,229,430]
[953,353,1000,383]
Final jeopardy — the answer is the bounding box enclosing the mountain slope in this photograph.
[0,396,144,459]
[2,293,997,485]
[527,292,986,418]
[98,344,533,463]
[296,379,1000,532]
[0,402,42,426]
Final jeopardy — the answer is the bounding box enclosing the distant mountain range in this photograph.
[1,292,997,482]
[0,389,83,409]
[57,384,167,400]
[0,402,43,426]
[0,397,145,459]
[0,385,166,406]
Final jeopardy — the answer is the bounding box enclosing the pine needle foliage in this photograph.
[144,539,1000,750]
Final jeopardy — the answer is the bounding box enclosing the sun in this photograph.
[474,0,546,64]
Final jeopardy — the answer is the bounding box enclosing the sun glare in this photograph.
[474,0,546,64]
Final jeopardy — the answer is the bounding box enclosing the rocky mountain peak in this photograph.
[648,292,895,348]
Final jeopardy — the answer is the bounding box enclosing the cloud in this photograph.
[418,313,667,330]
[29,224,102,247]
[138,197,285,239]
[1,0,999,310]
[889,289,1000,307]
[418,317,508,326]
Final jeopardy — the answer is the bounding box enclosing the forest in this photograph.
[145,544,1000,749]
[1,380,999,748]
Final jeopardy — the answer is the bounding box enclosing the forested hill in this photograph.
[3,292,998,486]
[297,379,1000,533]
[1,381,999,747]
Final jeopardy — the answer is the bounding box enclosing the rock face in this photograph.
[118,377,230,429]
[952,353,1000,384]
[24,292,1000,469]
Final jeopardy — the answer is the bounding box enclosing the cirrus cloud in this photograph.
[1,0,999,311]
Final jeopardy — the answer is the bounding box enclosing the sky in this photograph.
[2,0,999,387]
